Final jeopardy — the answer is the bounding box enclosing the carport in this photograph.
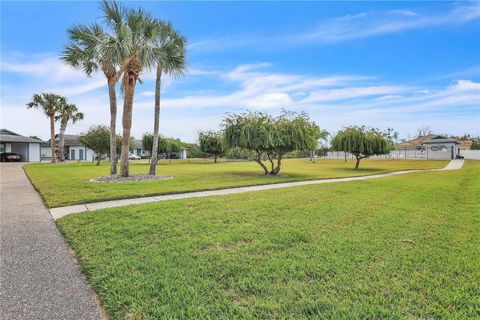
[0,129,42,162]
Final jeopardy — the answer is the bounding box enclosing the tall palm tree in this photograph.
[118,8,158,177]
[148,21,187,175]
[55,102,84,162]
[26,93,65,163]
[62,0,131,174]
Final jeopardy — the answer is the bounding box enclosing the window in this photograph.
[71,149,75,160]
[0,143,5,153]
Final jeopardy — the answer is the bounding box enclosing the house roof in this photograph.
[423,138,459,144]
[0,129,44,143]
[458,139,473,147]
[60,135,84,147]
[135,139,142,149]
[397,134,438,148]
[44,134,83,147]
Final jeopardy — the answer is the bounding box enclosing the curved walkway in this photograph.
[0,163,102,320]
[50,159,464,220]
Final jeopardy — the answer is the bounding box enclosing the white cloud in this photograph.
[2,57,479,141]
[189,4,480,51]
[450,79,480,91]
[245,92,293,109]
[1,56,107,97]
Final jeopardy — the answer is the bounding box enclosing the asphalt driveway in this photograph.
[0,163,101,320]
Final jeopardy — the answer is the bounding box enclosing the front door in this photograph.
[79,149,84,160]
[71,149,75,160]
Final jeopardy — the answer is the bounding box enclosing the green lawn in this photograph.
[57,160,479,319]
[24,159,446,207]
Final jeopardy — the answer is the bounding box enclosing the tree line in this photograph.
[197,112,394,173]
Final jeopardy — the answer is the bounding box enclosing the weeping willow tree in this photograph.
[199,131,224,163]
[331,126,392,169]
[223,110,323,175]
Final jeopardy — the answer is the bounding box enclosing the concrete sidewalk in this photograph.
[50,160,464,220]
[0,163,101,320]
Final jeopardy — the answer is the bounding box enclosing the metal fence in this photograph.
[321,149,432,160]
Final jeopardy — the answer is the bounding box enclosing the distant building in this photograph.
[133,139,188,159]
[457,139,473,150]
[396,134,438,150]
[396,135,460,160]
[133,140,149,158]
[0,129,43,162]
[41,134,96,161]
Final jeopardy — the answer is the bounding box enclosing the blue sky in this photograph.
[1,1,479,142]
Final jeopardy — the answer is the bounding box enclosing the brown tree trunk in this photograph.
[355,156,361,169]
[49,112,56,163]
[149,66,162,175]
[120,69,137,177]
[267,153,275,173]
[214,155,218,163]
[58,120,67,162]
[108,79,118,175]
[272,153,283,175]
[254,151,269,174]
[96,156,101,166]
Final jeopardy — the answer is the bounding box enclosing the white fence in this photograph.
[460,150,480,160]
[323,150,429,160]
[322,149,479,160]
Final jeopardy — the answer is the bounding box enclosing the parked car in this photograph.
[129,154,141,160]
[0,152,21,162]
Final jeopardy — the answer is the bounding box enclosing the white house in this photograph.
[41,134,96,161]
[0,129,42,162]
[422,136,460,160]
[133,139,188,159]
[396,134,461,160]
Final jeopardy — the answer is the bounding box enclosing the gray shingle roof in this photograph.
[59,135,83,147]
[0,129,44,143]
[423,138,459,144]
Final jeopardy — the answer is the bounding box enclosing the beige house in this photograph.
[396,135,461,160]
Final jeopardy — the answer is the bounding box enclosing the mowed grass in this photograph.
[24,159,446,207]
[57,160,479,319]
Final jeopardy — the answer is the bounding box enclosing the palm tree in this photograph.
[55,102,84,162]
[26,93,65,163]
[149,21,187,175]
[118,8,159,177]
[62,0,131,174]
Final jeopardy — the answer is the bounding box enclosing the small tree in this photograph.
[223,110,323,175]
[331,126,391,169]
[79,125,110,165]
[199,131,224,163]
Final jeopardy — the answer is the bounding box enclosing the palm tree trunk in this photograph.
[149,66,162,175]
[108,79,117,175]
[49,112,56,164]
[120,71,137,177]
[58,120,67,162]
